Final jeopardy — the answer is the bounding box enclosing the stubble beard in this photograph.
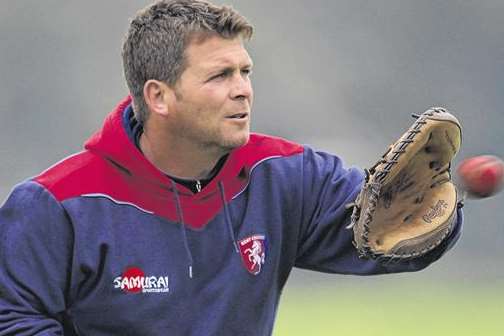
[182,125,249,155]
[173,101,250,155]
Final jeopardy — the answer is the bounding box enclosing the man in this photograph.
[0,1,462,335]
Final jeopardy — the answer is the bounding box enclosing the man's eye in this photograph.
[210,70,231,81]
[210,73,225,81]
[241,69,252,76]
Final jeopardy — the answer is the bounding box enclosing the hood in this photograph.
[83,96,303,228]
[84,96,168,187]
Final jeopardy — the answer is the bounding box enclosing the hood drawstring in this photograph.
[218,182,239,254]
[170,180,239,279]
[170,180,194,279]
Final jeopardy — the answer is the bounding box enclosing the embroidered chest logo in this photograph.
[113,267,169,294]
[238,235,266,275]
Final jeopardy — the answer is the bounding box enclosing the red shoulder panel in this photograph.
[35,127,304,229]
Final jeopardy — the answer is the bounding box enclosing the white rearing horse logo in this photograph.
[244,240,265,270]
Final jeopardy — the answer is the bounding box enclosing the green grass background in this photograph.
[274,281,504,336]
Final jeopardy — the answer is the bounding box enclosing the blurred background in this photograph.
[1,0,503,335]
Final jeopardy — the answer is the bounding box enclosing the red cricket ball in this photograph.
[456,155,504,198]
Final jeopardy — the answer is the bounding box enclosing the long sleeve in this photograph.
[294,147,462,275]
[0,181,73,336]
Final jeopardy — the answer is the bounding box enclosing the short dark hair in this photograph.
[122,0,254,123]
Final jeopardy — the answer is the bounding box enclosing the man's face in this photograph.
[167,35,253,153]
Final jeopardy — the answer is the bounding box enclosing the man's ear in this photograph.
[143,80,175,117]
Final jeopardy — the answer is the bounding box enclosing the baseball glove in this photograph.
[348,107,463,261]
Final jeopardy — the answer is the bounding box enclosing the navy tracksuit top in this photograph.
[0,96,462,335]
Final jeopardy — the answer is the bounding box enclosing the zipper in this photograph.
[195,180,202,193]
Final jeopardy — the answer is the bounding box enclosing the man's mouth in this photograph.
[226,113,248,119]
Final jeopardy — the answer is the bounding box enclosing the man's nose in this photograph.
[230,74,252,101]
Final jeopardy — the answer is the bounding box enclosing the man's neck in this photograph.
[139,130,225,181]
